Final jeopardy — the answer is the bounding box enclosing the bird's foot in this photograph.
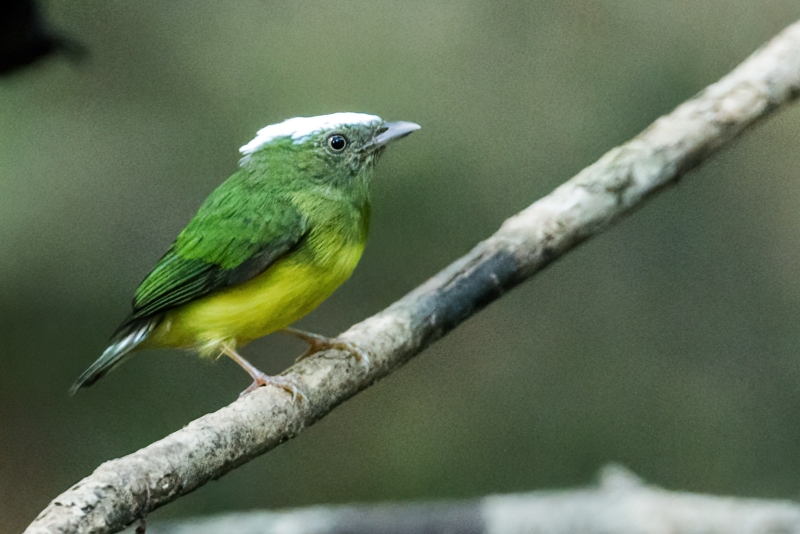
[220,342,305,402]
[239,372,304,403]
[282,327,371,371]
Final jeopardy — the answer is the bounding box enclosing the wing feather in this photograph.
[119,171,308,329]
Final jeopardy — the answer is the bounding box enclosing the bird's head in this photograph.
[238,113,420,190]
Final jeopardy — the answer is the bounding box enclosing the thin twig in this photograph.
[24,18,800,534]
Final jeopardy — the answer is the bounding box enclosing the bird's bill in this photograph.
[362,121,420,152]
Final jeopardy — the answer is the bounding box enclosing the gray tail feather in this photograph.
[69,318,158,395]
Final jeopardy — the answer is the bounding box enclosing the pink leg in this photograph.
[220,343,304,402]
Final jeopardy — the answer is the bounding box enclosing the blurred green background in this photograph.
[3,1,800,531]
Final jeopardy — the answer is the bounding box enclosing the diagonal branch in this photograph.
[25,18,800,534]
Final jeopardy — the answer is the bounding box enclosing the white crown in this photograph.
[239,112,382,161]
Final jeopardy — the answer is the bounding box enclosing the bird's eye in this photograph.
[326,134,348,153]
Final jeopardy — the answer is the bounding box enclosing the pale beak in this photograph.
[362,121,421,152]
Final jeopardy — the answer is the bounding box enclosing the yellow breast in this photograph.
[146,240,365,353]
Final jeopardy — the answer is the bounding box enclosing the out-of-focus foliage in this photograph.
[2,1,800,532]
[0,0,80,75]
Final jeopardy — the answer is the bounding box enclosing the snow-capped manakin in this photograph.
[70,113,420,397]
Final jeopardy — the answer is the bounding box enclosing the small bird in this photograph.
[70,112,420,397]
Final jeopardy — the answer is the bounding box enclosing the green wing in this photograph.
[126,172,308,322]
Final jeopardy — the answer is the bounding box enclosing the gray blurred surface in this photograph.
[3,2,800,532]
[144,466,800,534]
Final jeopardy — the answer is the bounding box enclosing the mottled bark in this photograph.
[25,18,800,534]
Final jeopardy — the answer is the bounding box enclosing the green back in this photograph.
[122,122,380,329]
[127,169,308,322]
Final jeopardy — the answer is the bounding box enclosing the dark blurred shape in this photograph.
[0,0,85,75]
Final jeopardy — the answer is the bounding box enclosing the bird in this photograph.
[70,112,420,398]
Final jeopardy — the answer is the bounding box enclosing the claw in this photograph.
[239,372,303,403]
[221,342,305,402]
[336,340,370,371]
[282,327,371,372]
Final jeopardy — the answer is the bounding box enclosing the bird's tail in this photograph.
[69,318,158,395]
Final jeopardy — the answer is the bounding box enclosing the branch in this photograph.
[146,466,800,534]
[25,18,800,534]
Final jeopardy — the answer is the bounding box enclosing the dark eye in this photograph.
[326,134,348,153]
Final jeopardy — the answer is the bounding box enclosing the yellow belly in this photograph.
[145,242,364,354]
